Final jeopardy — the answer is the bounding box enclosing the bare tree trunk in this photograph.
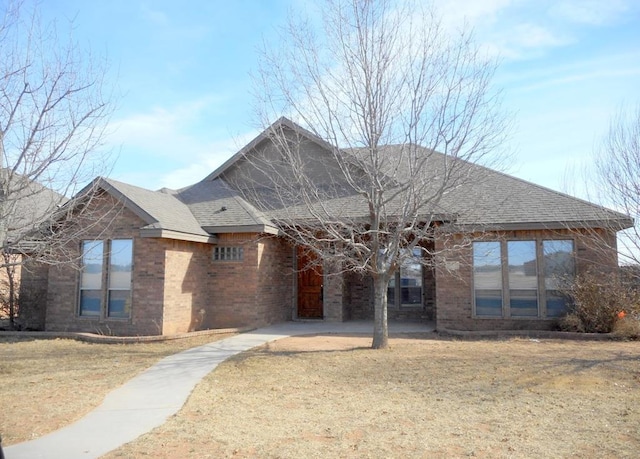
[372,273,389,349]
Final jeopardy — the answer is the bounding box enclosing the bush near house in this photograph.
[558,269,640,337]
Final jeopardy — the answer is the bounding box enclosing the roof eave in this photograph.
[139,228,217,244]
[455,219,634,232]
[202,224,279,235]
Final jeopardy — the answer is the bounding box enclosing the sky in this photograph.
[36,0,640,199]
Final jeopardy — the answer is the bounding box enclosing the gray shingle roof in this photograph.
[77,118,631,241]
[98,178,210,237]
[175,179,275,231]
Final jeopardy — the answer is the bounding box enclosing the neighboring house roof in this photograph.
[1,169,67,246]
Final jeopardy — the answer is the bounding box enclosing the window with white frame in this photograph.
[79,239,133,319]
[387,248,423,308]
[213,246,244,261]
[472,239,574,318]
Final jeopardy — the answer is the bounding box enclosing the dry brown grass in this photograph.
[0,333,233,445]
[105,334,640,459]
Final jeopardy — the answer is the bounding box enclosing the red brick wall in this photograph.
[435,228,621,331]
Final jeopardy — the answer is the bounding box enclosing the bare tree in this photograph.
[0,1,115,326]
[593,104,640,268]
[235,0,508,348]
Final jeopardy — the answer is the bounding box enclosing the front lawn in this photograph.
[105,334,640,458]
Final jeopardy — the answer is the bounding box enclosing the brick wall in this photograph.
[207,233,294,328]
[161,239,212,334]
[45,194,168,335]
[435,228,621,331]
[255,236,294,325]
[17,258,49,330]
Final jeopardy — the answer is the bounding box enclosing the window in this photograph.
[213,246,244,261]
[107,239,133,318]
[79,239,133,319]
[79,241,104,317]
[387,248,423,308]
[543,240,575,317]
[472,239,574,319]
[508,241,538,317]
[473,242,502,316]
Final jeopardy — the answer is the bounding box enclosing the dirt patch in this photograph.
[105,333,640,458]
[0,333,234,445]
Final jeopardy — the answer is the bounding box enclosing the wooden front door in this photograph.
[297,248,323,318]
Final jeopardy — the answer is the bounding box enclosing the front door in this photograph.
[297,248,323,318]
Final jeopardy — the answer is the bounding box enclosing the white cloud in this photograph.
[549,0,633,26]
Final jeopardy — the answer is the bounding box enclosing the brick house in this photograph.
[36,118,632,335]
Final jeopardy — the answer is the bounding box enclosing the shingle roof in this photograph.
[263,142,631,230]
[73,118,631,241]
[175,179,276,232]
[97,178,211,237]
[2,170,67,243]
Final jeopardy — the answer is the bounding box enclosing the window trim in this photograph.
[472,238,575,319]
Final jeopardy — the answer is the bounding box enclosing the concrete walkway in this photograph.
[5,321,433,459]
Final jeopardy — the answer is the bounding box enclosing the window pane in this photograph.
[108,290,131,318]
[80,241,103,316]
[80,290,101,316]
[508,241,538,317]
[475,289,503,316]
[81,241,103,290]
[400,248,422,307]
[473,242,502,316]
[543,240,574,290]
[543,240,574,316]
[109,239,133,289]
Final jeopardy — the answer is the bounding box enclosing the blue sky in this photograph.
[38,0,640,196]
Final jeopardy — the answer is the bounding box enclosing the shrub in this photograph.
[613,315,640,340]
[557,270,640,333]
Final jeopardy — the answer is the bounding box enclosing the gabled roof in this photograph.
[204,117,337,181]
[81,177,216,243]
[64,118,632,243]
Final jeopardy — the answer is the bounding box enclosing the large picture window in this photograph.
[79,239,133,319]
[473,239,574,319]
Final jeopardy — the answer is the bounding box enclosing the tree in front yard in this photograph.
[0,1,115,327]
[244,0,509,348]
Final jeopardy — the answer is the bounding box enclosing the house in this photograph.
[0,170,66,329]
[37,118,632,335]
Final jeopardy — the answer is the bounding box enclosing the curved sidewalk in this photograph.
[5,321,432,459]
